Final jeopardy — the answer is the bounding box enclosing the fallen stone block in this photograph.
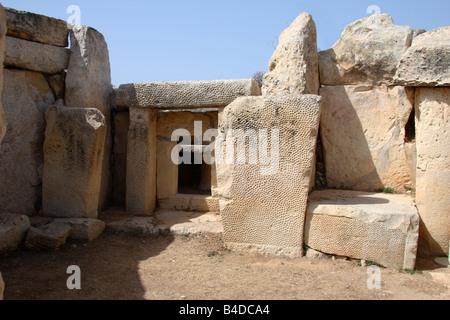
[262,12,319,96]
[115,79,261,109]
[0,213,31,254]
[42,104,106,218]
[58,218,105,242]
[25,222,71,251]
[305,190,420,270]
[395,26,450,87]
[217,95,321,258]
[4,36,70,74]
[319,14,413,86]
[5,8,69,47]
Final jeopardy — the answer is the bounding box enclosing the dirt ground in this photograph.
[0,232,448,300]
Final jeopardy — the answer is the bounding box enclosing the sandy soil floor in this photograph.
[0,232,448,301]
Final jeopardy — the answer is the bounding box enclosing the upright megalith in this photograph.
[415,88,450,255]
[395,26,450,87]
[65,25,112,211]
[217,95,322,257]
[319,14,414,86]
[42,104,106,219]
[0,4,6,146]
[320,85,415,192]
[262,12,319,96]
[126,108,157,216]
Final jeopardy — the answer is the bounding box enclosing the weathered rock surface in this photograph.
[115,79,261,109]
[395,26,450,87]
[159,195,220,213]
[65,25,113,212]
[127,108,157,215]
[42,104,106,218]
[262,12,319,96]
[0,272,4,300]
[0,69,55,215]
[0,213,31,254]
[105,217,162,236]
[415,88,450,255]
[5,7,69,47]
[320,85,415,192]
[217,95,321,258]
[305,190,420,270]
[58,218,105,242]
[4,36,70,74]
[25,222,71,250]
[319,14,413,86]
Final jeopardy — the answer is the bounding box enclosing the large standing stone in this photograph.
[127,108,157,215]
[0,213,31,254]
[0,4,6,146]
[4,8,69,47]
[115,79,261,109]
[42,105,106,218]
[320,85,415,192]
[0,69,55,215]
[262,12,319,96]
[415,88,450,255]
[4,36,70,74]
[305,190,420,270]
[217,95,321,258]
[319,14,413,86]
[65,25,112,211]
[395,26,450,87]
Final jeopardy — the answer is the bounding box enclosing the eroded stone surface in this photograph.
[217,95,321,258]
[415,88,450,255]
[5,7,69,47]
[4,36,70,74]
[0,213,31,254]
[319,14,413,86]
[42,105,106,218]
[25,222,71,250]
[116,79,261,109]
[262,12,319,96]
[305,190,420,270]
[395,26,450,87]
[320,85,415,192]
[0,69,55,215]
[0,5,6,146]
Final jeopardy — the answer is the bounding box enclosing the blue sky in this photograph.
[3,0,449,86]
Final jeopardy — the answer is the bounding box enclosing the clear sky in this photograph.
[2,0,449,86]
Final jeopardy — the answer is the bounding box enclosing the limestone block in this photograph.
[0,5,6,146]
[65,25,112,211]
[127,108,157,215]
[262,12,319,96]
[105,217,161,236]
[42,105,106,218]
[319,14,413,86]
[217,95,321,258]
[320,85,415,192]
[159,194,220,212]
[58,218,105,242]
[116,79,261,109]
[4,36,70,74]
[305,190,420,270]
[395,26,450,87]
[25,222,71,251]
[0,69,55,215]
[0,213,31,254]
[415,88,450,255]
[5,7,69,47]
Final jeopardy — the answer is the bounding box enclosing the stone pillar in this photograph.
[42,105,106,218]
[415,88,450,255]
[127,108,157,215]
